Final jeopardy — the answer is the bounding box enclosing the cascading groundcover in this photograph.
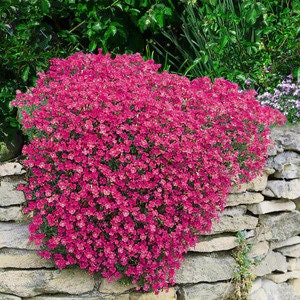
[12,50,285,293]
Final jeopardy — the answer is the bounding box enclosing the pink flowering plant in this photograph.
[12,51,285,293]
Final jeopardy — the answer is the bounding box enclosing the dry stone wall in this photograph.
[0,125,299,300]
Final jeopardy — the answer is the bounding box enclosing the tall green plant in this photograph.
[152,0,300,91]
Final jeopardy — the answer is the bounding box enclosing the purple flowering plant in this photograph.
[257,75,300,124]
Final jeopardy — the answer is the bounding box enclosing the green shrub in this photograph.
[152,0,300,91]
[0,0,181,141]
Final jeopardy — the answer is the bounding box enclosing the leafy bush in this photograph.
[152,0,300,91]
[12,51,285,292]
[0,0,181,140]
[257,75,300,124]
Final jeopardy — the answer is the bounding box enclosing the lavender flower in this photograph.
[257,75,300,124]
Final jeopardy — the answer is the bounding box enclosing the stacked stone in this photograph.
[0,125,299,300]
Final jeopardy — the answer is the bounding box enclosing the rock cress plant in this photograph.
[12,50,285,293]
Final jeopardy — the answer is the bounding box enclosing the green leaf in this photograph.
[89,40,97,52]
[39,0,50,14]
[21,66,30,82]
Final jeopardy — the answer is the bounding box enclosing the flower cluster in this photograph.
[12,50,285,293]
[257,75,300,124]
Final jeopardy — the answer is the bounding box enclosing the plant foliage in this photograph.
[12,51,285,292]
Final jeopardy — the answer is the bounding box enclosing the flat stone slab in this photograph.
[0,222,38,250]
[0,206,25,221]
[230,173,269,193]
[0,177,26,206]
[175,253,235,284]
[252,251,287,276]
[208,214,258,234]
[0,248,53,268]
[226,192,264,207]
[179,282,232,300]
[192,235,238,252]
[0,269,94,297]
[266,271,300,283]
[0,162,26,177]
[247,199,296,214]
[263,179,300,200]
[259,211,300,241]
[277,243,300,258]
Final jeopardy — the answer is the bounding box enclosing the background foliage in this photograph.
[152,0,300,91]
[0,0,181,140]
[1,0,299,142]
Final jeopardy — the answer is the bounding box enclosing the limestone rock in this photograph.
[259,211,300,241]
[0,222,38,250]
[247,200,296,214]
[249,241,269,258]
[291,278,300,296]
[209,214,258,234]
[288,258,300,271]
[0,269,94,297]
[175,253,235,283]
[0,206,25,221]
[225,192,264,207]
[0,177,26,206]
[270,125,300,153]
[262,179,300,200]
[268,151,300,179]
[0,162,25,177]
[192,235,238,252]
[249,288,267,300]
[230,174,269,193]
[266,271,300,283]
[27,297,128,300]
[179,282,232,300]
[271,236,300,250]
[129,288,176,300]
[277,243,300,258]
[0,249,53,268]
[99,278,135,294]
[249,278,262,294]
[223,205,247,216]
[261,279,295,300]
[0,294,21,300]
[252,251,287,276]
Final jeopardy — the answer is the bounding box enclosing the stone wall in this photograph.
[0,125,299,300]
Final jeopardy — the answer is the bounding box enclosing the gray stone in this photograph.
[99,278,135,294]
[0,177,26,206]
[277,243,300,258]
[27,297,128,300]
[262,279,295,300]
[129,289,176,300]
[288,258,300,271]
[266,271,300,283]
[223,205,247,216]
[270,125,300,153]
[0,248,53,268]
[179,282,232,300]
[259,211,300,241]
[192,235,238,252]
[249,241,269,258]
[249,287,267,300]
[230,173,269,193]
[0,294,21,300]
[0,269,94,297]
[268,151,300,179]
[272,236,300,250]
[0,162,25,177]
[291,278,300,296]
[0,206,25,221]
[262,179,300,200]
[226,192,264,206]
[247,200,296,214]
[175,253,235,283]
[0,222,38,250]
[208,214,258,234]
[253,251,287,276]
